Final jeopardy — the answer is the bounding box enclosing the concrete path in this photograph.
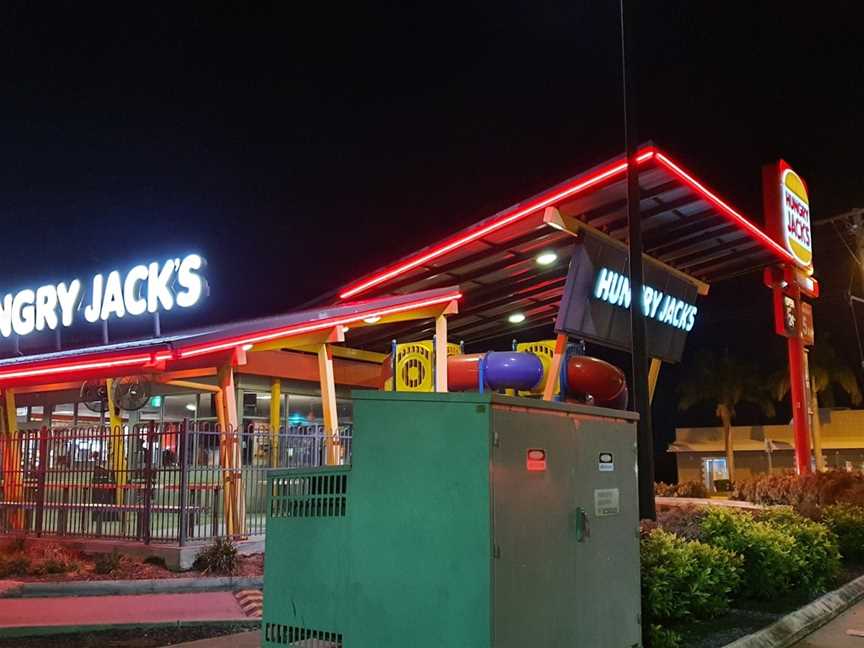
[797,597,864,647]
[171,630,260,647]
[0,591,248,630]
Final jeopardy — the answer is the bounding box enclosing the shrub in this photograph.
[648,624,682,648]
[654,480,709,498]
[699,507,797,599]
[656,505,706,541]
[732,471,864,513]
[757,507,840,593]
[641,529,742,623]
[94,550,122,575]
[194,537,238,575]
[822,504,864,561]
[655,482,677,497]
[0,554,31,577]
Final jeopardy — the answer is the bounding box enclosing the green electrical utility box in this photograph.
[263,391,641,648]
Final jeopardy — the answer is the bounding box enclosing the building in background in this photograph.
[671,408,864,489]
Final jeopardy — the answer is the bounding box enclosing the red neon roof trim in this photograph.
[653,152,796,265]
[338,149,658,299]
[0,354,156,381]
[178,290,463,359]
[338,147,798,300]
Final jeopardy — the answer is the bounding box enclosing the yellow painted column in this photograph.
[214,385,233,536]
[269,379,281,468]
[105,379,126,505]
[434,315,448,393]
[318,344,340,465]
[3,389,24,529]
[218,364,245,537]
[648,358,662,404]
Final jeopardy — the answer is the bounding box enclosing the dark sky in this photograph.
[2,3,862,466]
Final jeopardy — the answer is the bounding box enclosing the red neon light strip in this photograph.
[0,354,155,381]
[653,152,796,265]
[178,291,463,359]
[338,147,800,299]
[338,150,657,299]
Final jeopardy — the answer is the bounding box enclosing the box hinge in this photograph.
[493,544,501,559]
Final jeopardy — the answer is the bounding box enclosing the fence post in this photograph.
[178,420,189,546]
[143,421,155,545]
[35,427,48,537]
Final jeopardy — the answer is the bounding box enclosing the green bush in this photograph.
[822,504,864,561]
[757,507,840,593]
[699,507,797,599]
[94,550,122,575]
[194,537,239,575]
[0,554,31,577]
[641,529,742,623]
[648,624,682,648]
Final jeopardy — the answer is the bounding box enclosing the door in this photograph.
[491,404,641,647]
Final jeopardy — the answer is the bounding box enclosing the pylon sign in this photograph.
[764,160,813,271]
[763,159,815,475]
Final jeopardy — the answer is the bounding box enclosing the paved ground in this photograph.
[0,591,248,630]
[171,630,260,647]
[797,598,864,647]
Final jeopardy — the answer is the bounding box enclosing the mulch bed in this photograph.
[0,624,257,647]
[1,542,264,581]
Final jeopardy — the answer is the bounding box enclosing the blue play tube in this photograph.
[482,352,544,391]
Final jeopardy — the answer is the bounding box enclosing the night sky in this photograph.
[2,3,862,476]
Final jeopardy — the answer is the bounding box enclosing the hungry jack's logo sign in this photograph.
[0,254,207,339]
[764,160,812,269]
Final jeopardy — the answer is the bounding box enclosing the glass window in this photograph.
[51,403,76,429]
[287,394,323,426]
[163,394,198,422]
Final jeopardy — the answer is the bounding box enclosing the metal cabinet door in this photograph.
[491,406,641,648]
[569,417,641,647]
[491,406,581,648]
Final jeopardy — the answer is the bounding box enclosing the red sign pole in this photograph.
[787,328,812,474]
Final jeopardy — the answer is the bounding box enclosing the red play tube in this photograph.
[565,356,628,409]
[447,354,483,391]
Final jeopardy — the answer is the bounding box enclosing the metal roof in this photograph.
[0,286,460,385]
[335,146,796,349]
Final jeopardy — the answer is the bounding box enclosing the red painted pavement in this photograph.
[0,592,248,629]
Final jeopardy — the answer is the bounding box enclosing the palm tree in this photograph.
[774,335,862,470]
[678,349,776,483]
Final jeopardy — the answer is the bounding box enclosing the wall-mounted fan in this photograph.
[80,380,109,414]
[113,376,152,411]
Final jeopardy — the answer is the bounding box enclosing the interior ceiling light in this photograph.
[508,313,526,324]
[535,251,558,266]
[363,316,381,324]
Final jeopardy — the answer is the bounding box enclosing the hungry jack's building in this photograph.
[0,144,814,545]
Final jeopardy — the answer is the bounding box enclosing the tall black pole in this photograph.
[620,0,655,520]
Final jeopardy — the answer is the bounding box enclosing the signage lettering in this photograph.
[593,268,697,332]
[0,254,206,339]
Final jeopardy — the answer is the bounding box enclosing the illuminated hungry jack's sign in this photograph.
[764,160,812,270]
[555,231,700,363]
[593,268,697,332]
[0,254,207,339]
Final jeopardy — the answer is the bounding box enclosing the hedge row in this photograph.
[732,470,864,512]
[654,480,709,499]
[642,505,846,646]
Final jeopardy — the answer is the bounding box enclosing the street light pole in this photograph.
[620,0,655,520]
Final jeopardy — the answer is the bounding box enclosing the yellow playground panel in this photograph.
[386,341,462,392]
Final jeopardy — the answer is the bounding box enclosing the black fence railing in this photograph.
[0,422,352,544]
